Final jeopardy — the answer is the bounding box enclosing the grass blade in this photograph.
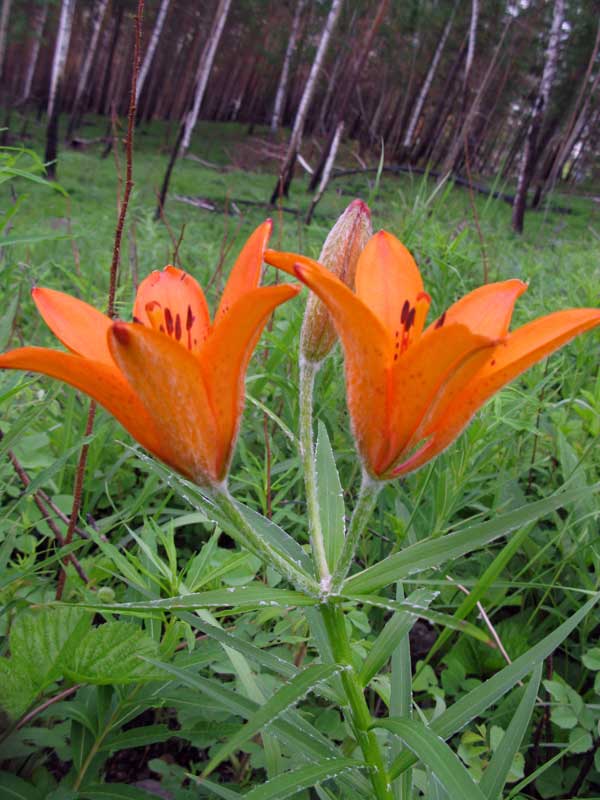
[479,663,542,799]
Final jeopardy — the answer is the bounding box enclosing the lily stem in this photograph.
[332,469,381,591]
[321,602,392,800]
[209,484,321,597]
[299,357,332,592]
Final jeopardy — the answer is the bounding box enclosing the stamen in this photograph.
[434,311,446,329]
[406,307,416,330]
[175,313,182,341]
[401,300,409,324]
[164,308,174,335]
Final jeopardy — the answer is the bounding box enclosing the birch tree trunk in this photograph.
[309,0,389,190]
[66,0,108,136]
[45,0,76,180]
[0,0,12,85]
[511,0,565,233]
[156,0,232,217]
[441,16,511,175]
[136,0,170,105]
[180,0,232,153]
[401,5,455,154]
[270,0,307,135]
[19,1,48,104]
[271,0,343,203]
[539,17,600,202]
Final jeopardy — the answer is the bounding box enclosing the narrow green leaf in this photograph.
[374,718,486,800]
[316,422,345,572]
[0,232,72,247]
[389,593,599,780]
[344,593,491,644]
[479,663,542,799]
[359,589,437,686]
[79,786,154,800]
[190,778,241,799]
[144,657,372,796]
[244,759,365,799]
[203,663,339,777]
[344,485,598,595]
[72,585,317,615]
[391,584,414,800]
[423,522,535,667]
[105,724,173,752]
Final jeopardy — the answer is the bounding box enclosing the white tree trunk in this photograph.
[464,0,479,90]
[272,0,343,200]
[181,0,232,153]
[47,0,76,120]
[0,0,12,83]
[288,0,343,155]
[545,18,600,193]
[402,6,455,149]
[71,0,108,113]
[512,0,565,232]
[20,2,48,103]
[270,0,307,134]
[136,0,171,105]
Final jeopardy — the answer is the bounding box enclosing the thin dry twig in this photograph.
[16,684,82,730]
[446,575,515,669]
[0,429,89,584]
[56,0,145,600]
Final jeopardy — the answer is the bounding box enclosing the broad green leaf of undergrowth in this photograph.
[0,772,44,800]
[10,606,90,689]
[374,717,487,800]
[316,421,345,572]
[63,622,159,684]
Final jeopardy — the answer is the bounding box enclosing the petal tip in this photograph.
[111,322,130,346]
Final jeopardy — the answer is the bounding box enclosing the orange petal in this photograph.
[264,248,315,279]
[133,265,211,354]
[32,288,114,366]
[0,346,162,457]
[379,324,497,475]
[355,231,431,344]
[428,279,527,337]
[394,308,600,476]
[200,283,300,474]
[214,220,273,325]
[108,323,220,483]
[292,259,393,473]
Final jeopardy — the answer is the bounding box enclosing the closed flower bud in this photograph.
[300,199,372,363]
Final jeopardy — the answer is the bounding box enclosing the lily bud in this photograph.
[300,199,372,363]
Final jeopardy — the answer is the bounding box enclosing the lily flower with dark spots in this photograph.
[0,221,299,486]
[265,231,600,480]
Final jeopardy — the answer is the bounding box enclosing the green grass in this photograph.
[0,114,599,798]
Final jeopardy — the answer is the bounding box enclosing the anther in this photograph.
[435,311,446,329]
[401,300,409,324]
[164,308,174,335]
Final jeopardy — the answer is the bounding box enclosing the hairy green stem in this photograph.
[299,357,332,592]
[332,470,381,591]
[208,484,321,597]
[321,603,392,800]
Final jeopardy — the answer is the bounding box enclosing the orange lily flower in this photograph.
[265,232,600,480]
[0,221,299,485]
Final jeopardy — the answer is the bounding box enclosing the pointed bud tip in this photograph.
[347,199,371,218]
[111,322,130,346]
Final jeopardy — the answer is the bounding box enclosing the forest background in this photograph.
[0,0,599,799]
